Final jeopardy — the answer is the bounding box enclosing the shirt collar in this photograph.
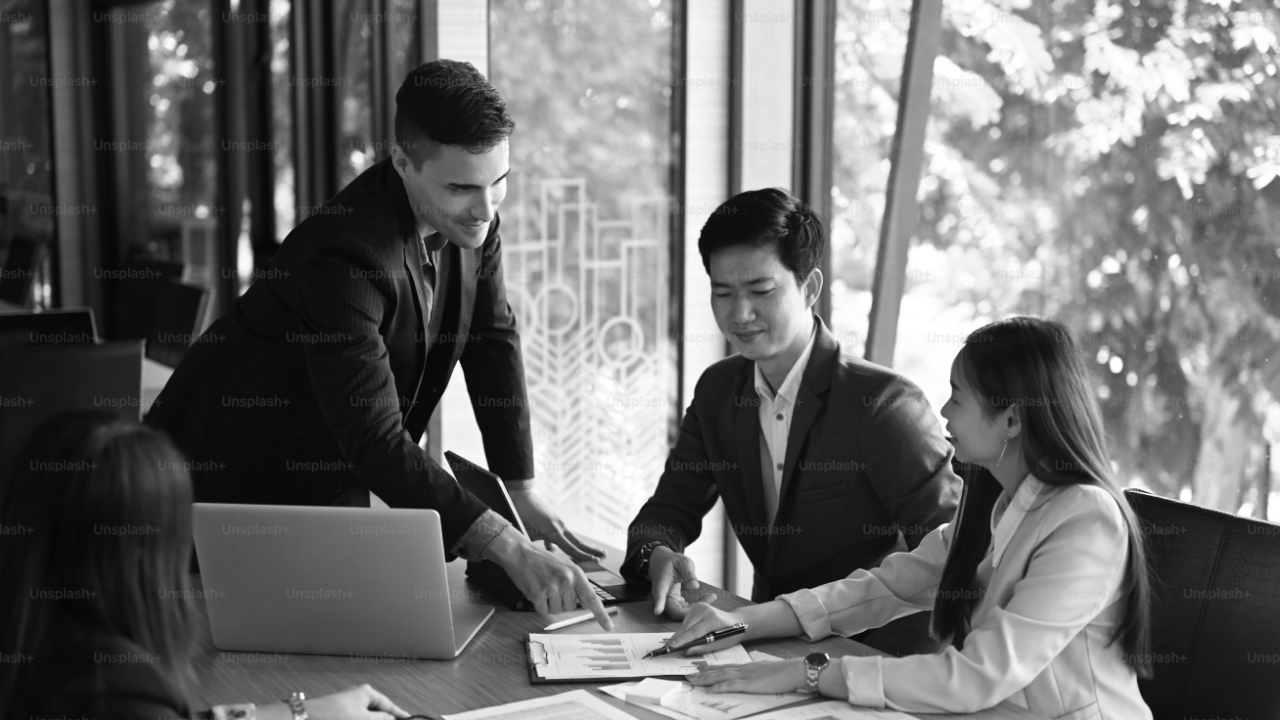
[753,319,818,406]
[990,474,1043,568]
[417,219,448,263]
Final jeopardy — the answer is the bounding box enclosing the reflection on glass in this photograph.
[270,0,294,243]
[829,0,914,357]
[896,0,1280,518]
[387,0,420,97]
[335,0,373,187]
[104,0,221,313]
[0,0,55,307]
[482,0,677,541]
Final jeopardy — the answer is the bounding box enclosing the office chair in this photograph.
[1123,488,1280,720]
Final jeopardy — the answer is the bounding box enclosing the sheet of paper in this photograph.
[442,689,638,720]
[599,683,688,720]
[745,700,916,720]
[747,650,785,663]
[529,633,752,681]
[598,681,810,720]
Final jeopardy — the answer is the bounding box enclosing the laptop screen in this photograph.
[445,451,529,537]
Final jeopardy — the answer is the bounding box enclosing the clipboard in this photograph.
[524,633,752,684]
[525,637,688,684]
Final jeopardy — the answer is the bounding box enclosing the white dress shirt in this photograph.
[753,321,818,526]
[779,475,1152,720]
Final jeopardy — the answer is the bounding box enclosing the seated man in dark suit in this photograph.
[147,59,612,629]
[621,189,961,653]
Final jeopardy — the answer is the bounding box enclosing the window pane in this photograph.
[270,0,293,243]
[829,0,914,356]
[335,0,372,186]
[899,0,1280,518]
[485,0,678,543]
[105,0,221,314]
[0,0,55,308]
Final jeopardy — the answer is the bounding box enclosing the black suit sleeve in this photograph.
[459,217,537,482]
[621,376,722,587]
[861,375,962,549]
[294,233,489,551]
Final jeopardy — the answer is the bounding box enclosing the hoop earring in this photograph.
[995,431,1011,466]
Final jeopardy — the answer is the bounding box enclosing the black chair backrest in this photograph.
[146,278,209,368]
[1124,488,1280,720]
[0,236,41,306]
[0,340,144,477]
[112,260,184,340]
[0,307,98,346]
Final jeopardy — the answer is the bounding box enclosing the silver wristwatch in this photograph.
[284,692,308,720]
[804,652,830,694]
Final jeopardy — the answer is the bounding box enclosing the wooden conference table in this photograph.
[190,542,1045,720]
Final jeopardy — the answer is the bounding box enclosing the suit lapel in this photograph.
[735,375,768,535]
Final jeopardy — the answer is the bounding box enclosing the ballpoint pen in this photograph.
[542,606,619,631]
[642,622,748,659]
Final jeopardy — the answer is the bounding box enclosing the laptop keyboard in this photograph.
[592,585,616,602]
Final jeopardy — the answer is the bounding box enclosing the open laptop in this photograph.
[444,451,648,611]
[192,504,493,659]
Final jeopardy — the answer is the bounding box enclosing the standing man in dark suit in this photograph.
[621,189,961,653]
[147,60,613,629]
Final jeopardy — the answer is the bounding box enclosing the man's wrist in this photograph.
[637,540,672,580]
[482,523,525,565]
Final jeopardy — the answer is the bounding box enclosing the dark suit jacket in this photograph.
[146,158,533,553]
[623,317,961,603]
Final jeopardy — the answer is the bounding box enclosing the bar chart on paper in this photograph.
[579,638,629,672]
[526,633,753,682]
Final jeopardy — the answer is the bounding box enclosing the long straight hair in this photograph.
[930,317,1153,679]
[0,411,198,715]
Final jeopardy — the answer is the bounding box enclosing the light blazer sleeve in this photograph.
[778,517,955,640]
[839,489,1132,714]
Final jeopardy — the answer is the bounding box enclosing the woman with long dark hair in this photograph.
[0,411,408,719]
[668,317,1154,719]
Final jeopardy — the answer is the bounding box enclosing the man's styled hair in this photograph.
[394,59,515,167]
[697,188,825,284]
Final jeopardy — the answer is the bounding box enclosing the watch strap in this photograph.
[284,692,307,720]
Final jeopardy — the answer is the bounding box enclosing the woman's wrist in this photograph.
[739,599,802,641]
[816,659,848,699]
[249,702,294,720]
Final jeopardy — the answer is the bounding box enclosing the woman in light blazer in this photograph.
[669,316,1154,720]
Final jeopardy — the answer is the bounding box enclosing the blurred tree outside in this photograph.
[833,0,1280,517]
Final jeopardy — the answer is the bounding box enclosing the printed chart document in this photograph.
[441,689,636,720]
[527,633,753,682]
[599,681,810,720]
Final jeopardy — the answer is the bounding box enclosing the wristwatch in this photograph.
[636,540,669,579]
[804,652,830,695]
[284,692,308,720]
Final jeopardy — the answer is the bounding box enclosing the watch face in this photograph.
[805,652,829,668]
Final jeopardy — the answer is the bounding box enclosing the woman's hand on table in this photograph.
[663,594,754,656]
[304,684,410,720]
[686,658,806,694]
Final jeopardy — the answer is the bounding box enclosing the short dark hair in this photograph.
[697,188,824,284]
[394,59,515,166]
